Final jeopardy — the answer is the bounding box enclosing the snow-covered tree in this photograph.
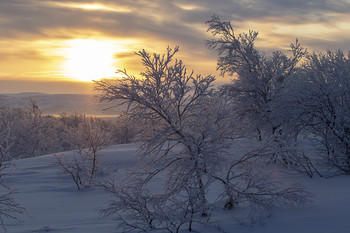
[95,46,223,215]
[291,50,350,174]
[206,15,307,140]
[0,106,25,231]
[204,15,322,177]
[96,47,309,230]
[8,100,62,159]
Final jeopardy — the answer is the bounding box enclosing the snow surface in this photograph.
[5,144,350,233]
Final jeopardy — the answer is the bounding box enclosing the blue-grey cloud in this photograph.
[1,0,348,42]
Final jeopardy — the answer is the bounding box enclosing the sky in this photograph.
[1,0,350,94]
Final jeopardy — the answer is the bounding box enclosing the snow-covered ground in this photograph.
[5,144,350,233]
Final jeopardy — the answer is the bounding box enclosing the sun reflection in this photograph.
[62,39,117,82]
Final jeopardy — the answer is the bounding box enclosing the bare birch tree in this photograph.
[54,116,111,190]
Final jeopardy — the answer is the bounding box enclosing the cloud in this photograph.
[1,0,350,93]
[0,0,210,51]
[1,0,348,47]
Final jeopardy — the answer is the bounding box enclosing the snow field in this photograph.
[4,144,350,233]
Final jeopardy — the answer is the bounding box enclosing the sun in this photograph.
[63,39,116,82]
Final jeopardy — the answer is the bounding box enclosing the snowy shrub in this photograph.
[101,177,209,233]
[216,155,310,223]
[54,116,111,189]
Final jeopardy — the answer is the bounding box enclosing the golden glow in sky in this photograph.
[62,39,117,82]
[50,2,131,13]
[1,0,350,94]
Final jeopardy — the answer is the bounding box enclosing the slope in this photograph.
[4,144,350,233]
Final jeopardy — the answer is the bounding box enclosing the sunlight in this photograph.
[175,3,203,11]
[76,3,113,11]
[49,2,131,13]
[63,39,117,82]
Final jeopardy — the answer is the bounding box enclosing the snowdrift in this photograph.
[5,144,350,233]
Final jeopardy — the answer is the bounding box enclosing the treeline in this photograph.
[0,100,135,160]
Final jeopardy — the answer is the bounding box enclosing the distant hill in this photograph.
[0,93,121,116]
